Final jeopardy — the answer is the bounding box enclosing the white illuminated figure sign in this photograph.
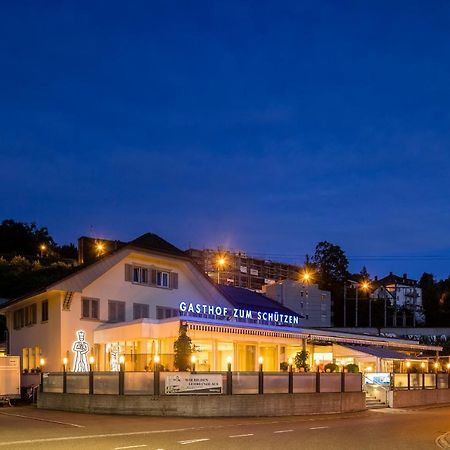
[72,330,90,372]
[109,343,121,372]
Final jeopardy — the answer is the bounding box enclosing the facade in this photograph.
[186,248,302,291]
[263,280,332,327]
[0,234,439,373]
[372,273,424,326]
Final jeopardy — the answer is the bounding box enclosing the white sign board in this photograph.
[365,372,391,385]
[165,374,223,395]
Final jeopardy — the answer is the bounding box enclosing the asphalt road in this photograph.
[0,406,449,450]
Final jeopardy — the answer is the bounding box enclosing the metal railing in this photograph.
[41,370,362,396]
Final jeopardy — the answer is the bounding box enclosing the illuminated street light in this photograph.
[191,355,196,373]
[216,256,226,284]
[153,354,160,364]
[39,244,47,258]
[39,357,45,367]
[406,361,411,373]
[301,271,311,283]
[95,242,105,257]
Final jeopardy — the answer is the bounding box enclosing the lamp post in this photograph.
[258,356,264,394]
[288,357,293,394]
[118,355,125,395]
[39,358,45,393]
[153,354,160,396]
[62,357,68,394]
[226,356,233,395]
[360,281,371,327]
[88,356,95,394]
[421,361,426,390]
[191,355,196,374]
[406,361,411,390]
[39,244,47,259]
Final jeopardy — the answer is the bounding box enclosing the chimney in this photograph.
[374,275,378,281]
[403,273,407,280]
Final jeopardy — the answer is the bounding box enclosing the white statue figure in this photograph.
[72,330,90,372]
[109,343,121,372]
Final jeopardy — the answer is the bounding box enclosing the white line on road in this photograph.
[114,446,148,449]
[0,427,194,447]
[229,434,254,438]
[309,426,329,430]
[178,438,210,445]
[274,430,293,433]
[0,411,84,428]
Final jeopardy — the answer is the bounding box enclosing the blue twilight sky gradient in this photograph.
[1,1,450,279]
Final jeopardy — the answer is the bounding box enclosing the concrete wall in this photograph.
[388,389,450,408]
[38,392,365,417]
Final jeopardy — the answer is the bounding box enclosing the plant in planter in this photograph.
[280,361,289,372]
[346,363,359,373]
[173,324,193,371]
[294,350,310,372]
[324,363,339,373]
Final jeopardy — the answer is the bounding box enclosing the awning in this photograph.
[341,344,416,360]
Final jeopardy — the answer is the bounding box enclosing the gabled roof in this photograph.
[377,273,418,287]
[128,233,188,259]
[217,285,303,318]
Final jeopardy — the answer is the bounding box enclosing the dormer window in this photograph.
[133,267,148,284]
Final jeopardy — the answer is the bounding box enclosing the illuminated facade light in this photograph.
[154,354,160,363]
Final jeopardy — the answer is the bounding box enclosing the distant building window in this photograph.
[305,314,309,320]
[156,271,169,288]
[133,303,149,320]
[108,300,125,322]
[300,291,304,297]
[300,301,304,308]
[41,300,48,322]
[156,306,178,320]
[82,297,99,320]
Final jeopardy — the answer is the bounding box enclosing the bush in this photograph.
[324,363,339,373]
[346,363,359,373]
[280,361,289,372]
[294,350,310,372]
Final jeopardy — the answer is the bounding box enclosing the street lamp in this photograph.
[226,355,232,372]
[191,355,196,373]
[39,244,47,258]
[89,356,95,371]
[216,256,226,284]
[63,357,68,372]
[360,281,371,327]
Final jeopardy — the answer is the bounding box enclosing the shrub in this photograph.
[324,363,339,373]
[346,363,359,373]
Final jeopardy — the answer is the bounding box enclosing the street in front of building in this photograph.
[0,405,449,450]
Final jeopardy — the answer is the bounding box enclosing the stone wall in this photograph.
[38,392,365,417]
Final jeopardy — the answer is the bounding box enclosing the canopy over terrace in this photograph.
[93,314,442,372]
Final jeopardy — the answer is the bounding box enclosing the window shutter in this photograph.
[151,269,157,285]
[169,272,179,289]
[125,264,132,282]
[118,302,126,322]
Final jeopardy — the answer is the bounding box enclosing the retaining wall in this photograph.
[389,389,450,408]
[38,392,365,417]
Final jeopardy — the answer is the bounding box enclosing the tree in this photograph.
[420,273,440,326]
[0,219,55,257]
[311,241,349,290]
[173,324,193,371]
[294,350,310,372]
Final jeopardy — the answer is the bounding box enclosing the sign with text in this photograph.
[165,374,223,395]
[364,372,391,385]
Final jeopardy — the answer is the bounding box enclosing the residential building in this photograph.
[263,280,331,327]
[371,273,424,326]
[186,248,302,291]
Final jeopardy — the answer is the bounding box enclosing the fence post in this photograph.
[227,360,233,395]
[119,359,125,395]
[63,370,67,394]
[288,367,293,394]
[316,369,320,393]
[407,372,410,390]
[422,372,425,390]
[40,371,44,393]
[89,370,94,395]
[258,359,264,394]
[154,364,160,396]
[341,371,345,393]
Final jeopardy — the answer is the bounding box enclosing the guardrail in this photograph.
[41,370,362,395]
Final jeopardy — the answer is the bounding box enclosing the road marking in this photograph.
[0,427,194,447]
[436,431,450,449]
[178,438,210,445]
[0,411,84,428]
[114,446,148,450]
[309,426,329,430]
[229,434,254,438]
[274,430,293,433]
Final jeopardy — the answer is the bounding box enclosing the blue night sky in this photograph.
[1,1,450,279]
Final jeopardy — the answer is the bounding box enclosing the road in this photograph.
[0,406,449,450]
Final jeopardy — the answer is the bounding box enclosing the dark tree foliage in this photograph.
[0,219,55,257]
[309,242,349,326]
[173,324,193,371]
[420,273,440,326]
[311,241,349,289]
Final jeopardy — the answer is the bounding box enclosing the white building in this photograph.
[372,273,424,326]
